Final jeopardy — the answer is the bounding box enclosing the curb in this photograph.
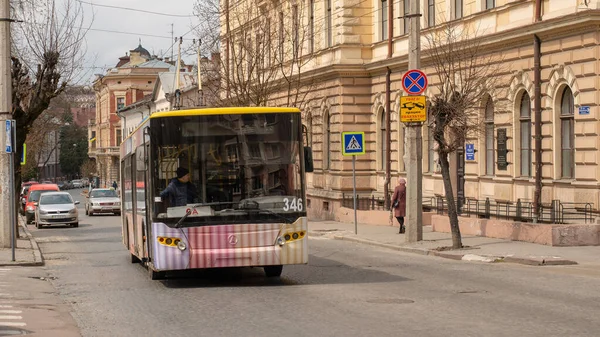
[310,231,578,266]
[17,216,44,267]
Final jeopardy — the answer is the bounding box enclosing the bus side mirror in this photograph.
[304,146,314,173]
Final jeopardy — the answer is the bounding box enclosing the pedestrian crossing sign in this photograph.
[342,132,365,156]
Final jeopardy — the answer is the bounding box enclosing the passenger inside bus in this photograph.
[160,167,199,207]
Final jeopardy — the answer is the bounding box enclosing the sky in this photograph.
[74,0,200,84]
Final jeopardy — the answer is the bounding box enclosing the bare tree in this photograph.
[80,159,96,180]
[424,22,506,249]
[195,0,320,109]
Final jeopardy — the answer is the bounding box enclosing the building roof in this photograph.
[118,59,175,70]
[131,43,151,58]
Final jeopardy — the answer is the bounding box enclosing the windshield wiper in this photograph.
[238,200,294,223]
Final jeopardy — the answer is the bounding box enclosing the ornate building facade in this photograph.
[89,44,173,187]
[226,0,600,220]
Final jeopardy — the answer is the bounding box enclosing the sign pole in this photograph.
[8,120,15,261]
[352,155,357,234]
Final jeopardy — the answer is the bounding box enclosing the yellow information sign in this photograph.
[400,96,427,123]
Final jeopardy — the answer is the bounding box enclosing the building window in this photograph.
[519,93,531,177]
[91,131,96,150]
[324,111,331,170]
[309,0,314,53]
[326,0,332,47]
[116,97,125,111]
[278,11,284,60]
[116,129,122,146]
[381,0,388,41]
[560,87,575,178]
[486,0,495,10]
[454,0,463,19]
[427,0,435,27]
[379,108,386,170]
[484,98,494,175]
[403,0,409,34]
[292,4,299,57]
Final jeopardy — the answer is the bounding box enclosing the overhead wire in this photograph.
[75,0,196,18]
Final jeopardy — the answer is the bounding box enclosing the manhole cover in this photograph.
[366,298,414,304]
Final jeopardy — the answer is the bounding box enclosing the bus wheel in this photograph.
[131,253,141,264]
[150,269,166,280]
[264,265,283,277]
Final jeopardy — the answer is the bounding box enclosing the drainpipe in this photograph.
[533,0,542,222]
[384,0,393,208]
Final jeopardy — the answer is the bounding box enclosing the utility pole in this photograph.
[405,0,423,242]
[0,0,12,248]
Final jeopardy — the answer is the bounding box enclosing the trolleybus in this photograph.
[119,107,313,279]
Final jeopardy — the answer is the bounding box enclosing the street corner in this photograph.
[502,255,578,266]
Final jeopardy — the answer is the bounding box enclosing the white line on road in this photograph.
[0,305,13,308]
[0,322,26,327]
[0,316,22,320]
[0,268,11,271]
[0,310,21,314]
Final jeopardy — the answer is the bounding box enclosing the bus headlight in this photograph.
[276,236,286,246]
[177,240,187,251]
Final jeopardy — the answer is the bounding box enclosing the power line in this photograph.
[76,0,196,18]
[87,27,171,39]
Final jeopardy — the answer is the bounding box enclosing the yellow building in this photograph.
[222,0,600,221]
[89,44,174,187]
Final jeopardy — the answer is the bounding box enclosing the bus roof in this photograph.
[150,107,301,119]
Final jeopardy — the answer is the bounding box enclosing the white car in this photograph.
[34,192,79,228]
[71,180,83,188]
[85,188,121,216]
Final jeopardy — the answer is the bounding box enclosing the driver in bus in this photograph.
[160,167,199,207]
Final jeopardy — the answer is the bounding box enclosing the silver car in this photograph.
[86,188,121,216]
[34,192,80,229]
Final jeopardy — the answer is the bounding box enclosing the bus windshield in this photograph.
[150,112,305,226]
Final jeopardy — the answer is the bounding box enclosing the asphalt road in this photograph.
[27,189,600,337]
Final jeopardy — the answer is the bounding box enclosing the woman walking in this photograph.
[391,178,407,234]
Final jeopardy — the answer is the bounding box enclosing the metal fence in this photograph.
[341,193,595,224]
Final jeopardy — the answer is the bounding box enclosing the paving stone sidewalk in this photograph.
[0,216,44,267]
[308,220,600,266]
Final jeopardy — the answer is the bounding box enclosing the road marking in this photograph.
[0,310,21,314]
[0,305,13,308]
[0,316,22,320]
[0,322,26,327]
[0,268,11,271]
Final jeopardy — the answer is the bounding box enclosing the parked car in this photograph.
[57,181,66,190]
[34,191,79,229]
[71,180,83,188]
[85,188,121,216]
[24,184,60,224]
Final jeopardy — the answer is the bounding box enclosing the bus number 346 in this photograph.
[283,198,303,212]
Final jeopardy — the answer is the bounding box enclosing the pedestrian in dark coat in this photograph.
[391,178,407,234]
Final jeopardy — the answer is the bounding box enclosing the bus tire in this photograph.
[131,253,141,264]
[150,269,166,280]
[264,265,283,277]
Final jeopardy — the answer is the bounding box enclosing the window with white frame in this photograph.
[116,97,125,111]
[292,4,299,57]
[485,0,495,10]
[379,108,386,170]
[485,98,494,175]
[324,111,331,170]
[326,0,332,47]
[520,93,531,177]
[309,0,314,53]
[381,0,388,40]
[403,0,410,35]
[454,0,463,19]
[560,87,575,178]
[427,0,435,27]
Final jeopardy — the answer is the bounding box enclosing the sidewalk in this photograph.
[0,216,44,267]
[308,220,600,266]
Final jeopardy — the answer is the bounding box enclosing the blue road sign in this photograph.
[466,143,475,161]
[579,106,590,115]
[5,120,12,153]
[342,132,365,156]
[402,69,428,95]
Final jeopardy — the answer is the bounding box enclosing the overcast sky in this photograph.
[76,0,200,84]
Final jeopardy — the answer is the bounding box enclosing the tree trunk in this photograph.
[438,151,463,249]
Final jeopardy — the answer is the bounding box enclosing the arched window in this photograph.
[324,111,331,170]
[560,87,574,178]
[520,93,531,177]
[379,108,386,170]
[484,98,495,175]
